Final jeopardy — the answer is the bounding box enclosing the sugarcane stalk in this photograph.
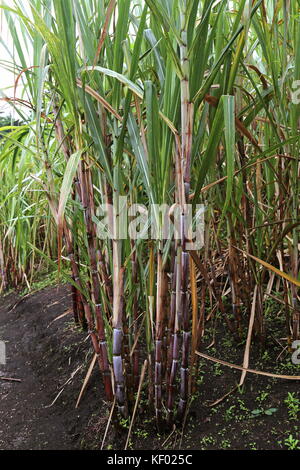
[147,242,155,410]
[291,184,299,340]
[130,240,139,390]
[112,266,128,416]
[123,302,134,409]
[176,0,194,423]
[228,230,242,337]
[111,168,128,416]
[0,237,7,293]
[155,246,164,429]
[78,155,113,400]
[177,250,190,421]
[167,248,182,425]
[166,248,177,378]
[95,247,112,324]
[161,267,169,383]
[189,256,198,393]
[63,225,113,397]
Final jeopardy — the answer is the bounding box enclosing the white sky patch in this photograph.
[0,0,26,117]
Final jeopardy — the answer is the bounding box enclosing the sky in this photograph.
[0,0,23,117]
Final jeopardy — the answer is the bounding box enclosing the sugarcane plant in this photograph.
[1,0,300,433]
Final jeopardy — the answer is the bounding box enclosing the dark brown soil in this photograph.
[0,285,300,451]
[0,284,106,450]
[125,320,300,451]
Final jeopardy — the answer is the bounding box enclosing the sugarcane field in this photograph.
[0,0,300,455]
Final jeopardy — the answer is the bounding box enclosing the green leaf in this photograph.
[57,150,81,270]
[265,408,278,416]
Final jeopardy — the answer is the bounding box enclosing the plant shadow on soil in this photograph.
[0,284,300,450]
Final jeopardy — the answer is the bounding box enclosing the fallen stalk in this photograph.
[196,351,300,380]
[0,377,22,382]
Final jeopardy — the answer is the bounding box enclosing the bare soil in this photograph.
[0,285,106,450]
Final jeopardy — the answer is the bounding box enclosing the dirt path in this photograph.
[0,285,103,450]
